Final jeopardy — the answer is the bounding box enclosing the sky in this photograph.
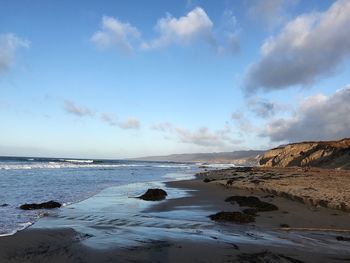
[1,0,350,158]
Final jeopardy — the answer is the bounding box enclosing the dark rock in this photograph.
[203,178,212,183]
[0,203,9,207]
[226,179,235,185]
[209,211,255,224]
[250,179,262,184]
[280,224,290,228]
[336,236,350,242]
[242,208,258,216]
[20,200,62,210]
[138,188,167,201]
[237,251,305,263]
[225,196,278,212]
[235,167,254,172]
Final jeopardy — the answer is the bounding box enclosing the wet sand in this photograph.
[2,227,346,263]
[1,172,350,262]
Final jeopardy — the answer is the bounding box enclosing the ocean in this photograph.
[0,156,200,236]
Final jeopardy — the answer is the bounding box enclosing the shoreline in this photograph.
[197,167,350,211]
[0,169,197,238]
[0,167,350,262]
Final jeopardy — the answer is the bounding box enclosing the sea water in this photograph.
[0,156,200,236]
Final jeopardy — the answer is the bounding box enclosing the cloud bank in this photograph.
[263,86,350,142]
[244,0,350,93]
[0,33,30,73]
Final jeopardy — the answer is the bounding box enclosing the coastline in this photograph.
[0,160,199,237]
[198,167,350,211]
[0,167,350,262]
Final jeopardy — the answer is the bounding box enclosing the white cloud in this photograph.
[152,122,241,148]
[92,8,239,55]
[63,101,93,117]
[91,16,141,54]
[0,33,30,73]
[244,0,350,93]
[263,86,350,142]
[63,103,140,130]
[101,113,140,129]
[118,117,140,129]
[141,7,214,49]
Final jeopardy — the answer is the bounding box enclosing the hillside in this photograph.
[132,150,264,166]
[259,138,350,169]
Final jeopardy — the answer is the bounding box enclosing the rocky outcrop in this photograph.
[198,167,350,212]
[209,211,255,224]
[225,196,278,212]
[20,200,62,210]
[138,189,167,201]
[259,138,350,169]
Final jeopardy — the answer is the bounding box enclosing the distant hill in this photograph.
[132,150,264,166]
[259,138,350,170]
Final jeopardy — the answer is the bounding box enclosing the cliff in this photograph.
[259,138,350,169]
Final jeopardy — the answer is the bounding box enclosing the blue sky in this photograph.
[1,0,350,158]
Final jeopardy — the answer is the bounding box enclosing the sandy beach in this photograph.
[1,167,350,262]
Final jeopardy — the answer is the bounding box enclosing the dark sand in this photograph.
[1,177,350,262]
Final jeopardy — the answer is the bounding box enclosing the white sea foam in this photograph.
[0,162,188,170]
[162,172,195,181]
[199,163,237,169]
[64,159,94,163]
[0,222,32,237]
[154,164,191,168]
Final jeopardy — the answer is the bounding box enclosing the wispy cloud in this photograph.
[151,122,173,132]
[100,113,140,129]
[247,97,288,118]
[63,100,94,117]
[91,16,141,55]
[100,112,118,126]
[247,0,298,29]
[152,122,241,148]
[231,112,257,134]
[262,85,350,142]
[244,0,350,93]
[0,33,30,73]
[118,117,140,129]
